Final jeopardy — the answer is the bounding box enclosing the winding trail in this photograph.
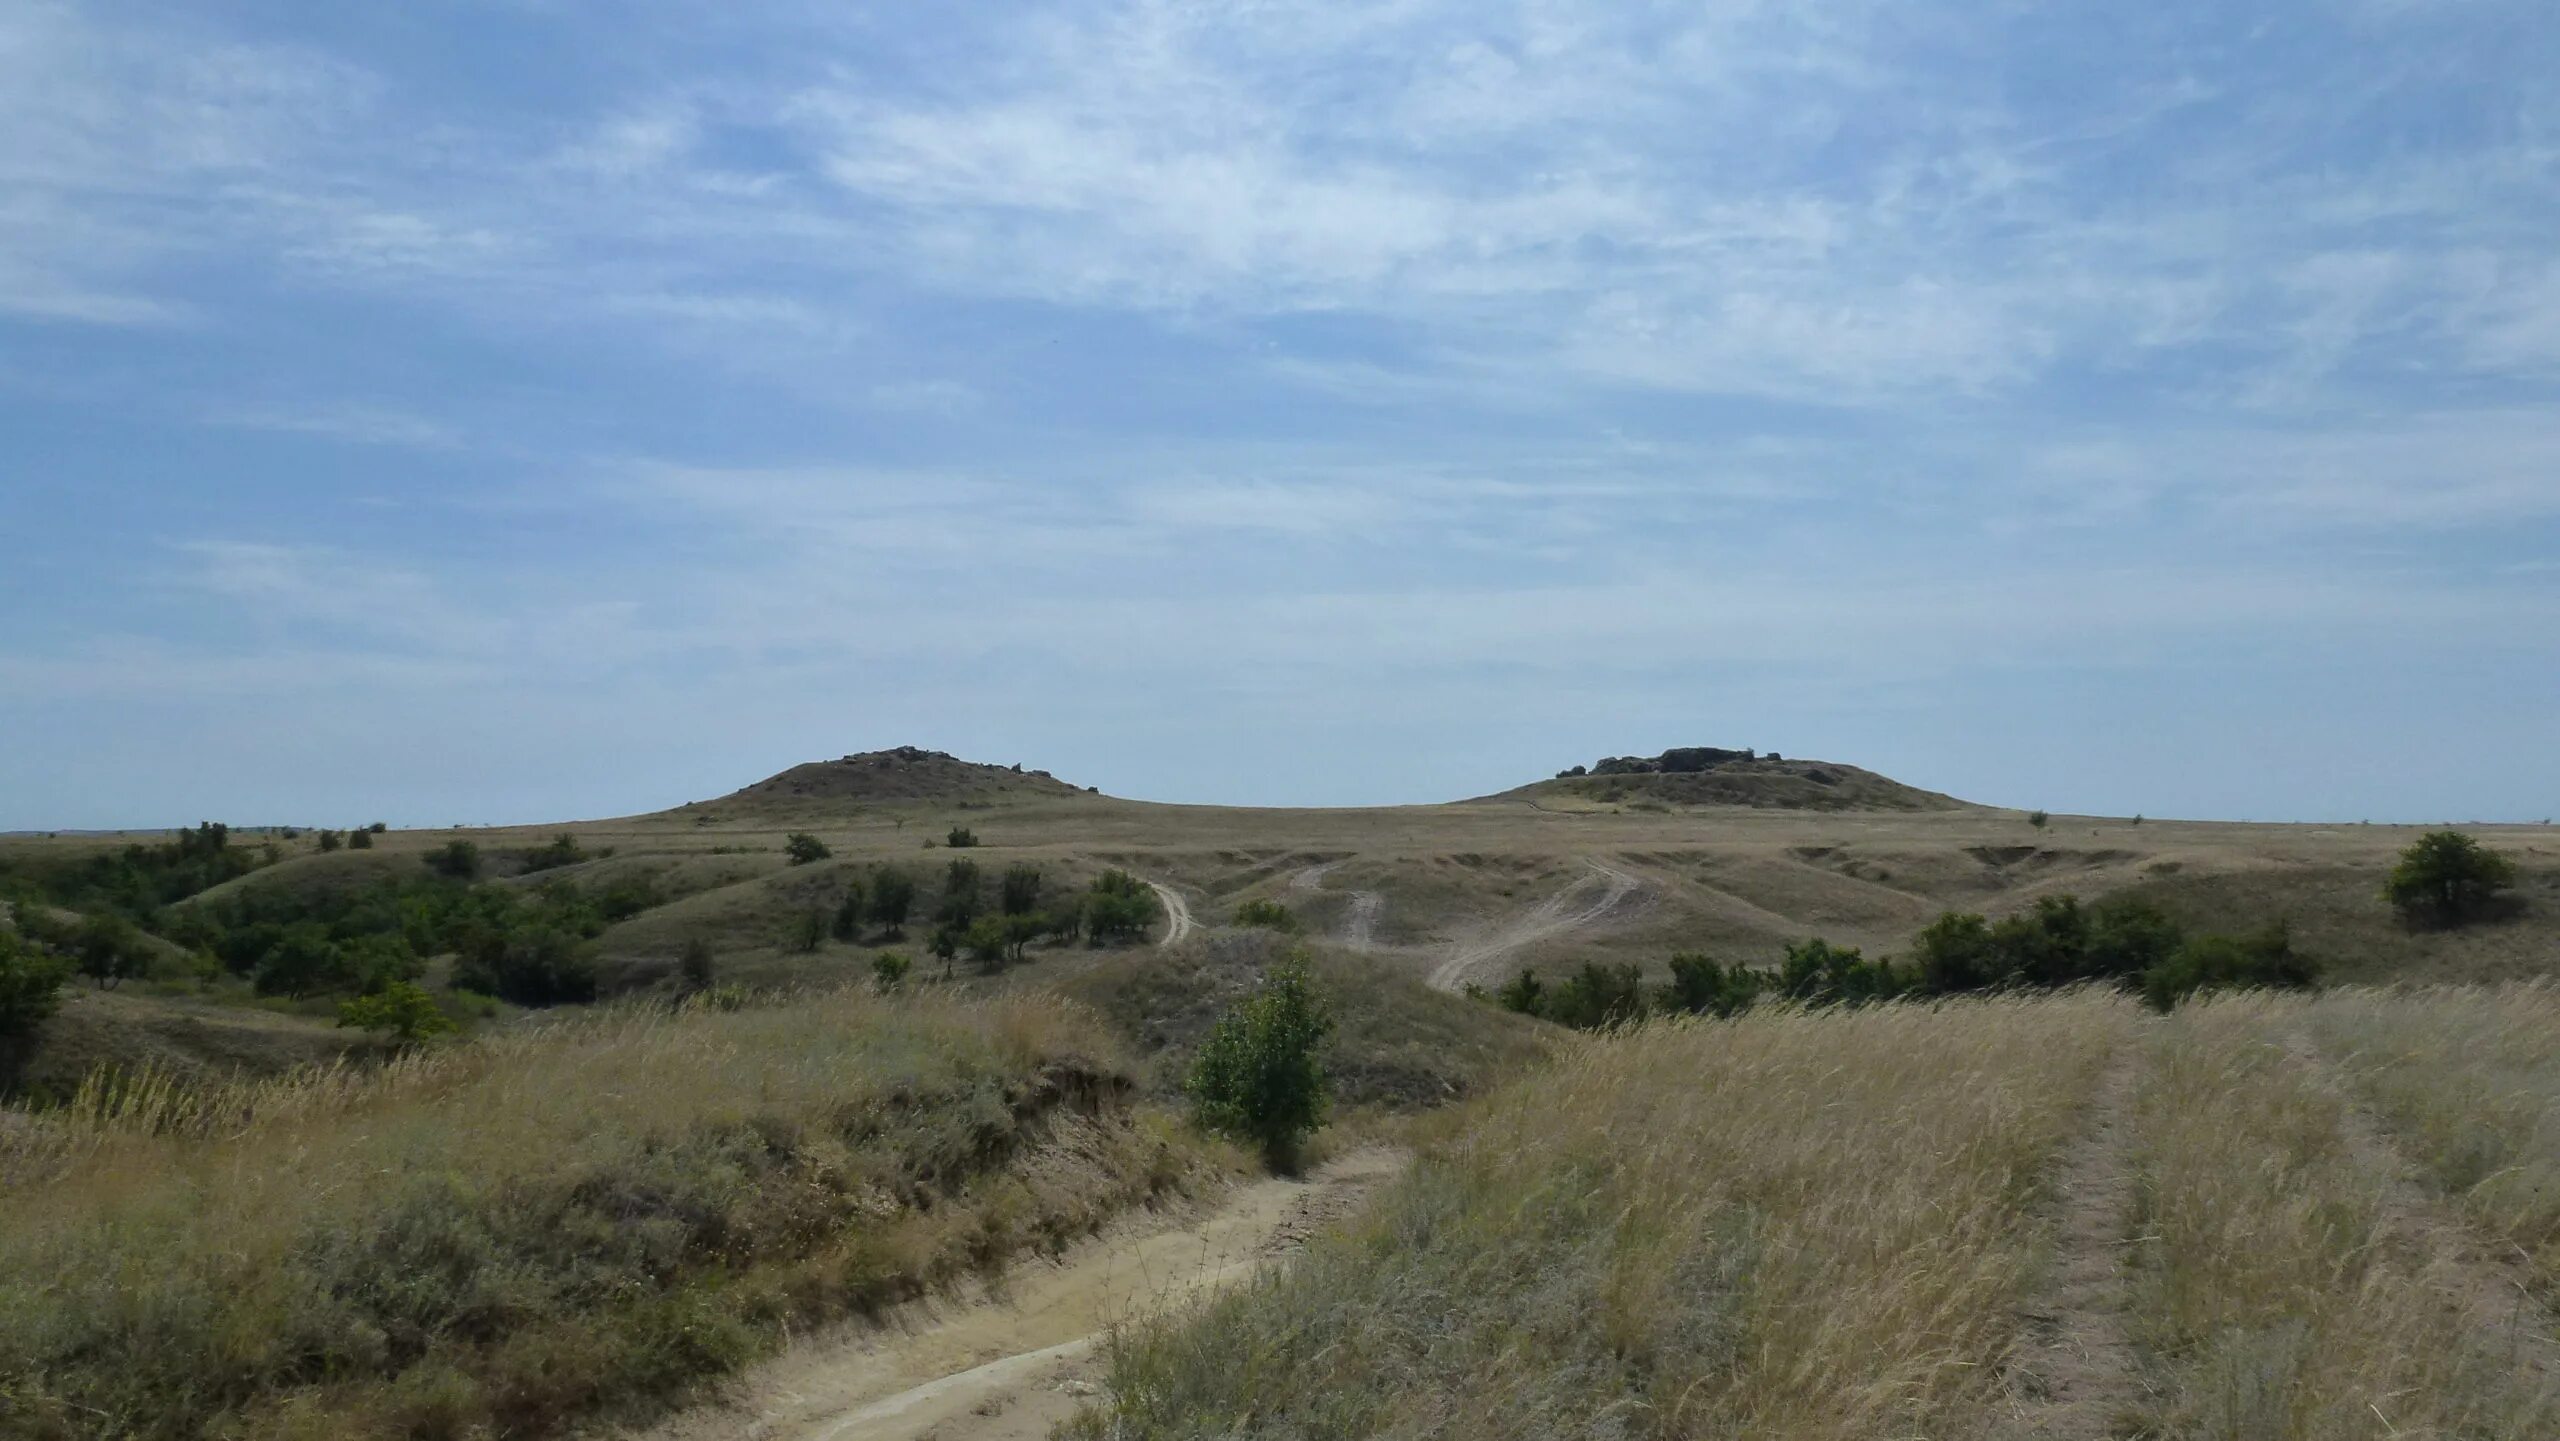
[1287,862,1384,951]
[1145,879,1195,947]
[1427,857,1647,992]
[629,1150,1405,1441]
[1987,1043,2147,1440]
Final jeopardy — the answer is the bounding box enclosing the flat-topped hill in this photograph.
[696,746,1093,812]
[1490,747,1976,813]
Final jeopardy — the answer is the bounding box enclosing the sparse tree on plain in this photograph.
[2383,830,2518,928]
[1186,957,1332,1169]
[784,832,832,865]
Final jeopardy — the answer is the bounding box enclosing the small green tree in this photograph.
[676,938,715,994]
[1232,898,1300,932]
[1187,958,1332,1168]
[791,909,829,952]
[939,857,983,926]
[999,864,1044,916]
[1083,869,1161,945]
[785,832,832,865]
[831,882,868,943]
[872,950,913,991]
[2026,810,2050,830]
[2383,830,2517,928]
[75,916,152,991]
[337,981,456,1041]
[946,825,979,848]
[317,829,343,853]
[869,867,916,937]
[347,827,374,850]
[1494,966,1545,1018]
[423,839,482,880]
[0,929,69,1038]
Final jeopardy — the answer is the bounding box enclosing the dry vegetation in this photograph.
[1072,993,2132,1439]
[1072,984,2560,1440]
[0,989,1228,1440]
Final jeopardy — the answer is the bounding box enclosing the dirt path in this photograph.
[1427,857,1646,992]
[1144,879,1195,946]
[1287,862,1383,950]
[2284,1033,2560,1391]
[1987,1043,2148,1440]
[631,1150,1406,1441]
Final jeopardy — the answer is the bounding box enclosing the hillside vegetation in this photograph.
[1072,985,2560,1439]
[0,988,1228,1441]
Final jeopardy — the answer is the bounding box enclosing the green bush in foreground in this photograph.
[0,929,69,1038]
[1187,957,1331,1168]
[337,980,456,1041]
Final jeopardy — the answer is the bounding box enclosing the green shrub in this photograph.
[939,857,983,926]
[1658,952,1761,1018]
[1187,957,1332,1167]
[347,827,374,850]
[999,864,1044,916]
[337,980,456,1040]
[316,829,343,853]
[423,840,482,880]
[0,929,69,1037]
[2382,830,2518,928]
[946,825,979,848]
[1232,898,1300,933]
[2139,923,2317,1010]
[74,915,152,990]
[2027,810,2050,829]
[518,834,588,873]
[784,832,832,865]
[1084,869,1161,945]
[1546,961,1651,1029]
[677,939,715,994]
[791,909,828,952]
[831,882,867,943]
[869,868,916,937]
[871,951,912,990]
[1494,967,1546,1018]
[451,927,597,1006]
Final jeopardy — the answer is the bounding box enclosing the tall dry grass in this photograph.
[2302,980,2560,1297]
[2125,991,2560,1438]
[0,988,1213,1440]
[1072,991,2134,1440]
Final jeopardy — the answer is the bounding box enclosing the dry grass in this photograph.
[2124,991,2560,1438]
[1069,992,2133,1439]
[0,988,1226,1440]
[2301,981,2560,1297]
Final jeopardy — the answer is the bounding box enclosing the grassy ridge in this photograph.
[1074,992,2130,1438]
[0,989,1225,1440]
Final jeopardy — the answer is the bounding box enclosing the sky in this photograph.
[4,1,2558,829]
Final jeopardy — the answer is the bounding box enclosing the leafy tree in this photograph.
[1083,869,1161,945]
[999,864,1044,916]
[927,922,963,975]
[1546,961,1650,1029]
[1187,958,1332,1167]
[2383,830,2517,928]
[939,857,983,926]
[946,825,979,848]
[790,909,828,953]
[423,840,482,880]
[2027,810,2050,829]
[337,981,455,1041]
[367,822,388,834]
[451,927,596,1007]
[75,915,153,990]
[1658,952,1761,1018]
[1494,967,1546,1018]
[1989,895,2090,987]
[784,832,832,865]
[1910,912,2000,993]
[831,881,868,943]
[347,827,374,850]
[0,929,69,1038]
[317,829,343,853]
[518,834,588,873]
[2084,896,2184,981]
[1232,898,1300,933]
[2140,923,2317,1010]
[964,912,1043,970]
[676,938,715,994]
[872,951,912,991]
[869,868,916,937]
[254,925,349,998]
[1774,938,1902,1006]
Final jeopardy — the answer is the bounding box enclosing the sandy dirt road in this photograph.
[1288,862,1384,950]
[629,1150,1404,1441]
[1428,857,1647,991]
[1144,879,1195,946]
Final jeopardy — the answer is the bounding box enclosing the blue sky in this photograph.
[5,1,2558,828]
